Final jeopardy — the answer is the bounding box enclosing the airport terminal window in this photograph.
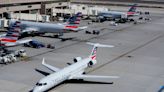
[28,5,32,8]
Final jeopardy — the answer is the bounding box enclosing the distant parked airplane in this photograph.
[32,42,119,92]
[98,4,138,20]
[9,12,87,37]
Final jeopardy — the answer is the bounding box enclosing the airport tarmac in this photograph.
[0,9,164,92]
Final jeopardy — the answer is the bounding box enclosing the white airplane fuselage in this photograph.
[33,58,92,92]
[32,43,118,92]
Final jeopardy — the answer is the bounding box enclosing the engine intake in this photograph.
[88,60,97,67]
[73,57,82,63]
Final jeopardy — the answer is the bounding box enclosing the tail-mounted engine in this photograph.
[88,60,97,67]
[73,57,82,63]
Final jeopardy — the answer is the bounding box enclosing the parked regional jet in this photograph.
[0,21,32,47]
[9,12,87,37]
[98,4,138,20]
[32,42,119,92]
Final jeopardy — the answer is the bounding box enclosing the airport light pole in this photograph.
[6,0,10,12]
[68,0,71,16]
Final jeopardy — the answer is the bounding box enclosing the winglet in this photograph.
[87,42,114,48]
[41,58,60,72]
[42,58,45,65]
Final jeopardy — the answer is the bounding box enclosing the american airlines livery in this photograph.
[98,4,138,19]
[9,12,87,36]
[0,20,32,47]
[32,42,119,92]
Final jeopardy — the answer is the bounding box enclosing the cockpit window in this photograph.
[36,82,47,86]
[20,50,25,53]
[36,82,39,85]
[36,82,42,86]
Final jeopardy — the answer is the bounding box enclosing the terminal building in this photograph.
[0,0,68,18]
[0,0,109,20]
[0,0,109,28]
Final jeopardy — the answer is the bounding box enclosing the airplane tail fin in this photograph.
[128,4,137,12]
[6,21,22,40]
[87,42,114,61]
[66,12,82,25]
[127,4,137,16]
[0,20,32,47]
[0,21,21,44]
[63,12,88,32]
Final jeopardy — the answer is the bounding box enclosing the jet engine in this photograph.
[88,60,97,67]
[73,57,82,63]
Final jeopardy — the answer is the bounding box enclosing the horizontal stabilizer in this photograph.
[77,26,88,30]
[73,26,88,31]
[87,42,114,48]
[42,58,60,72]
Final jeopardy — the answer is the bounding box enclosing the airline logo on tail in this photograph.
[127,4,137,16]
[91,47,98,60]
[64,12,87,32]
[0,21,21,46]
[87,42,114,61]
[67,12,82,24]
[65,25,78,29]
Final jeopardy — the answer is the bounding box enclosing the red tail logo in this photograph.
[90,47,97,60]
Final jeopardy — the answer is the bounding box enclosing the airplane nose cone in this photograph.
[32,87,43,92]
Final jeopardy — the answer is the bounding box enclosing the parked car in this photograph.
[93,30,100,35]
[14,49,27,57]
[85,30,92,34]
[47,44,55,49]
[24,40,45,48]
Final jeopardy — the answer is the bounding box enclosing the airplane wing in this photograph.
[69,74,119,82]
[73,26,88,31]
[42,58,60,72]
[64,26,88,32]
